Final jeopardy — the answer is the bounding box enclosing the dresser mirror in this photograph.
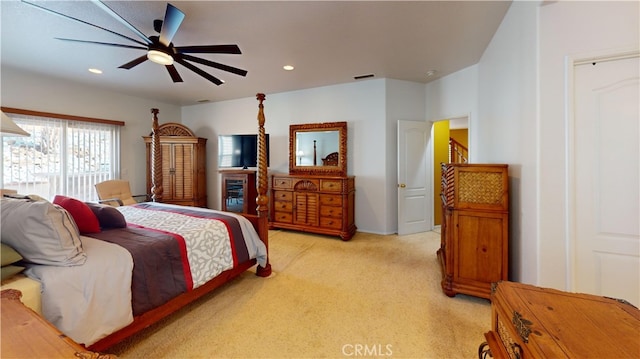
[289,121,347,176]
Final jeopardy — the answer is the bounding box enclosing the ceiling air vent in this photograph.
[354,74,375,80]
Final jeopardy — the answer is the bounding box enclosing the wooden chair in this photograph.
[322,152,339,166]
[95,180,148,206]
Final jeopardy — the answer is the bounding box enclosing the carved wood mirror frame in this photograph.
[289,121,347,177]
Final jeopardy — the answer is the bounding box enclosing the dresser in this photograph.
[1,289,115,358]
[144,123,207,207]
[480,281,640,358]
[438,163,509,299]
[270,174,356,240]
[220,170,257,215]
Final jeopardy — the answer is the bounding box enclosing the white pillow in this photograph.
[1,198,86,266]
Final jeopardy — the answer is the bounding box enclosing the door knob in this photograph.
[398,183,406,188]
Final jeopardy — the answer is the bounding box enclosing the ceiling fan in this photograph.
[22,0,247,85]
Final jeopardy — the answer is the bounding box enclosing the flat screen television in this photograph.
[218,134,270,169]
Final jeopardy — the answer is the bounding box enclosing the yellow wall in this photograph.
[450,129,468,149]
[433,121,450,226]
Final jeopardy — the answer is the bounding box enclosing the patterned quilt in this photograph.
[28,202,267,346]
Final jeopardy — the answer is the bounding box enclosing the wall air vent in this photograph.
[354,73,375,80]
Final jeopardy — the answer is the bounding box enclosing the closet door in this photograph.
[573,55,639,306]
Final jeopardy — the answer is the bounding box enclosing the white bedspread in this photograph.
[24,236,134,346]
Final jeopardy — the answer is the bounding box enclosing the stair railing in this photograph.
[449,138,468,163]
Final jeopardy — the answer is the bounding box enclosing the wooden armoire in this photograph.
[438,163,509,299]
[143,123,207,207]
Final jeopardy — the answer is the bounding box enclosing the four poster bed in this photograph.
[0,94,271,353]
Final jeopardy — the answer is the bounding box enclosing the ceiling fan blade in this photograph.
[181,54,248,77]
[22,0,148,46]
[90,0,152,45]
[175,59,223,85]
[159,3,185,46]
[176,45,242,55]
[21,0,149,47]
[55,38,147,51]
[118,55,149,70]
[166,65,183,83]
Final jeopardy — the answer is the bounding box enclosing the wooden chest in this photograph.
[481,281,640,358]
[270,174,356,240]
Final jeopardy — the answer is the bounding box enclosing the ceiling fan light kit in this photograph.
[147,49,174,66]
[21,0,247,86]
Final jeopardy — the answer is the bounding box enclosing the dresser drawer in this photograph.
[273,190,293,202]
[320,217,342,229]
[320,205,342,218]
[320,179,342,192]
[272,177,292,189]
[274,200,293,212]
[319,194,342,206]
[273,211,293,223]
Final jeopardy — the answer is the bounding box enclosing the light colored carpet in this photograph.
[108,230,491,358]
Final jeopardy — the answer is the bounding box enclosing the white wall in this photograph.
[476,1,538,285]
[182,79,391,234]
[385,79,427,233]
[0,66,182,196]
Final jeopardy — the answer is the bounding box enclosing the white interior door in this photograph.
[573,54,639,306]
[397,120,431,235]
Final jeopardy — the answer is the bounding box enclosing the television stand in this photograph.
[220,170,257,215]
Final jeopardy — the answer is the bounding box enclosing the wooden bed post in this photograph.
[255,93,272,277]
[150,108,163,202]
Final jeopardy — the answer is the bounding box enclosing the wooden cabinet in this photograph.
[480,281,640,359]
[437,163,508,299]
[270,174,356,240]
[144,123,207,207]
[1,289,113,358]
[220,170,257,215]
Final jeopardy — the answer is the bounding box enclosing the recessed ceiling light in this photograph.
[283,65,294,71]
[88,68,103,74]
[426,70,436,77]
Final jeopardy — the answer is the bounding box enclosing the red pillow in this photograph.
[52,195,101,234]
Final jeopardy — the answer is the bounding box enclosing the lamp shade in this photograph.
[1,112,30,136]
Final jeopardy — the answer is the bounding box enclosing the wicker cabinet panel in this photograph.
[144,126,207,208]
[437,163,508,299]
[441,163,508,211]
[270,174,356,240]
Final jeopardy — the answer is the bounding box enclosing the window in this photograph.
[1,112,120,201]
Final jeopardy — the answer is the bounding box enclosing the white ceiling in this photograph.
[1,1,511,106]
